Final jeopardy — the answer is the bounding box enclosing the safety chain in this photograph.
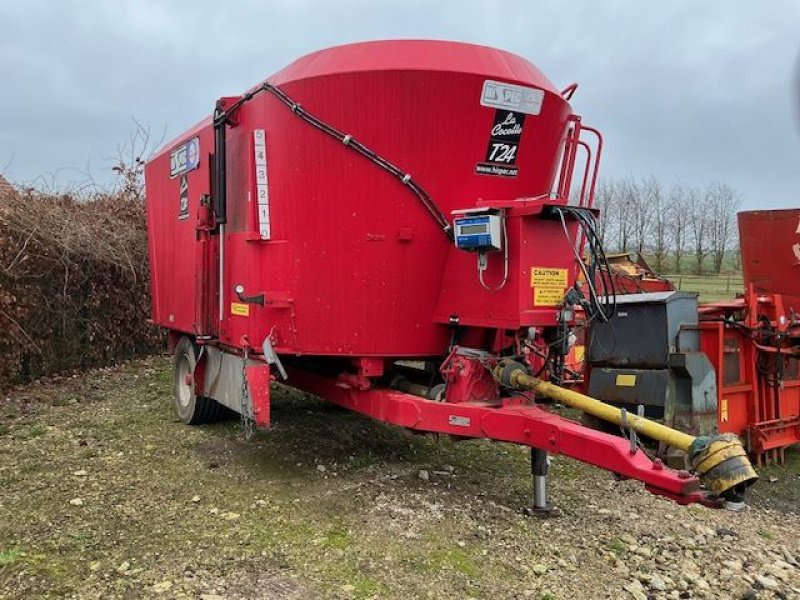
[240,347,255,440]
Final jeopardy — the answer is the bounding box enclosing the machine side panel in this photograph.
[144,121,214,335]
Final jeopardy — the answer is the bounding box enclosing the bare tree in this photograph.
[667,182,691,273]
[110,118,167,202]
[690,186,709,274]
[706,181,741,273]
[626,177,655,258]
[643,175,670,271]
[612,177,639,253]
[593,179,617,247]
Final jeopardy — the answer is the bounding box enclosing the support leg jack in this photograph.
[523,447,559,517]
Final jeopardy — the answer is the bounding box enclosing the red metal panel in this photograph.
[245,363,271,430]
[146,40,575,357]
[739,209,800,307]
[145,120,215,335]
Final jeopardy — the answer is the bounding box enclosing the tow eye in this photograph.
[494,360,758,504]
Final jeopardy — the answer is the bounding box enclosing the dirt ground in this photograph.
[1,357,798,600]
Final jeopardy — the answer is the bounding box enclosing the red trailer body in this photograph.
[147,40,578,355]
[145,40,749,509]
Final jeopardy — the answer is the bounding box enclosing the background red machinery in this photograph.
[580,211,800,466]
[145,40,755,511]
[698,210,800,464]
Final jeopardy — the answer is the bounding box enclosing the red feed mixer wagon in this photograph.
[145,40,756,510]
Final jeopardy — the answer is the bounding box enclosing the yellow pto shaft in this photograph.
[494,360,758,499]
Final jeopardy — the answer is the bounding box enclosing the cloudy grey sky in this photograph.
[1,1,798,208]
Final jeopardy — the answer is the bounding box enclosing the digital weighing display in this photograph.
[453,213,503,252]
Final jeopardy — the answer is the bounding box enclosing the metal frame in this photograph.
[283,366,716,506]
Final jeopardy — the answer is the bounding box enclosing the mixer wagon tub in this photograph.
[145,40,755,511]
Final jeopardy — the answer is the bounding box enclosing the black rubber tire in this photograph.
[173,336,224,425]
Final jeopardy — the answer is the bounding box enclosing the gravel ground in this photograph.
[0,357,798,599]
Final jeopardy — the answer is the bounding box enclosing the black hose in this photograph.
[214,81,453,239]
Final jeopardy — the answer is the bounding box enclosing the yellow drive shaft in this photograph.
[494,360,758,498]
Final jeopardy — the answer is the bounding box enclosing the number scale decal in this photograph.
[253,129,270,240]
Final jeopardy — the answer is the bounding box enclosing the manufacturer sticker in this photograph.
[170,136,200,178]
[480,80,544,115]
[230,302,250,317]
[448,415,471,428]
[178,174,189,220]
[475,110,525,178]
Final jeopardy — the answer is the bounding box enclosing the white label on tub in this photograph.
[253,130,270,240]
[480,80,544,115]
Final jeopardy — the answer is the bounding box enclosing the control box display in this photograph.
[453,213,503,252]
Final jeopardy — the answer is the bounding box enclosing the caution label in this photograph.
[533,287,565,306]
[230,302,250,317]
[531,268,568,288]
[531,267,569,307]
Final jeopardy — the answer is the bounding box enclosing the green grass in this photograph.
[664,273,743,302]
[606,539,627,555]
[0,548,22,567]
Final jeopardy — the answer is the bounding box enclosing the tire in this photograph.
[173,336,223,425]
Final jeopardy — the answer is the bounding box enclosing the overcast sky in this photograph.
[1,1,798,208]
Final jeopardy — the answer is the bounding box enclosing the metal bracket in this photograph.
[620,406,644,455]
[262,336,288,380]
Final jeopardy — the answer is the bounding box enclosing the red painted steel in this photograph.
[144,40,728,505]
[286,366,715,506]
[700,286,800,464]
[146,40,581,355]
[739,209,800,308]
[245,363,271,429]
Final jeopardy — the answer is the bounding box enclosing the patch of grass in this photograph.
[758,528,775,540]
[666,273,743,302]
[0,548,22,567]
[323,521,350,550]
[606,539,627,554]
[428,548,479,578]
[14,423,47,440]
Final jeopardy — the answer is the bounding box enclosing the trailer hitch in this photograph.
[494,359,758,503]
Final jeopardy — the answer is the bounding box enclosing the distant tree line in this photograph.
[591,176,742,274]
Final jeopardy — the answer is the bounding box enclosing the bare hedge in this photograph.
[0,188,162,388]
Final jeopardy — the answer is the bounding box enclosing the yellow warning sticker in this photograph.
[616,374,637,387]
[531,267,568,288]
[720,398,729,423]
[573,344,585,364]
[533,286,565,306]
[230,302,250,317]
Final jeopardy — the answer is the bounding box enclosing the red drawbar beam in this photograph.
[289,368,711,505]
